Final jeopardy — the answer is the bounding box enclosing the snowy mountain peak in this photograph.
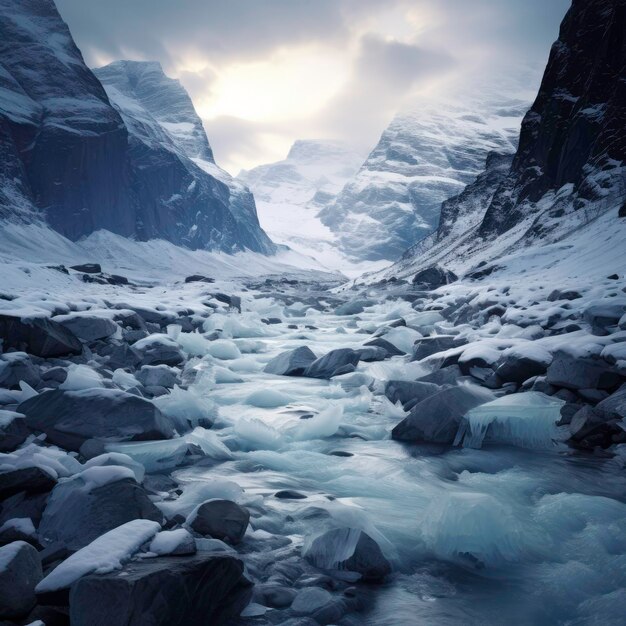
[94,60,214,163]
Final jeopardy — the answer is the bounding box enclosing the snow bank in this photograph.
[36,519,161,592]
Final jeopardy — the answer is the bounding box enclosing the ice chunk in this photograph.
[60,364,104,390]
[111,369,138,390]
[36,519,161,592]
[228,357,262,372]
[175,331,213,357]
[207,340,241,360]
[83,452,145,483]
[454,391,565,449]
[380,327,423,354]
[0,443,82,479]
[153,385,215,430]
[213,366,243,383]
[158,479,244,518]
[295,405,343,440]
[245,388,293,408]
[235,418,283,450]
[148,528,194,555]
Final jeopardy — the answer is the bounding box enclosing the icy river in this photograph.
[101,286,626,626]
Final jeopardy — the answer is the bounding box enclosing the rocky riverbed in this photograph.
[0,267,625,625]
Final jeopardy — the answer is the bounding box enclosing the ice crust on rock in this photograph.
[454,391,566,449]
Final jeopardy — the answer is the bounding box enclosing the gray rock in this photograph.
[568,404,624,449]
[133,336,185,366]
[547,289,582,302]
[384,380,440,410]
[54,314,118,342]
[136,365,178,388]
[304,349,361,379]
[185,274,215,283]
[0,411,29,452]
[392,385,492,443]
[19,388,174,451]
[596,386,626,419]
[39,476,162,551]
[0,352,40,389]
[363,337,405,357]
[255,583,296,608]
[0,314,82,358]
[0,541,42,618]
[41,366,68,384]
[412,265,457,289]
[264,346,317,376]
[546,354,621,390]
[107,343,142,369]
[304,527,391,582]
[411,335,458,361]
[583,301,626,335]
[70,263,102,274]
[417,364,464,386]
[188,500,250,545]
[0,466,56,500]
[69,553,252,626]
[0,492,48,527]
[495,354,551,384]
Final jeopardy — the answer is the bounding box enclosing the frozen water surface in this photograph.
[160,296,626,625]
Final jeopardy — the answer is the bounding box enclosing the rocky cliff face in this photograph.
[479,0,626,240]
[94,60,274,254]
[374,0,625,282]
[318,96,528,262]
[0,0,136,237]
[0,0,274,255]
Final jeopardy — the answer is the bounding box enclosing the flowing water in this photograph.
[150,296,626,625]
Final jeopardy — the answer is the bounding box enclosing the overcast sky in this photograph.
[56,0,571,174]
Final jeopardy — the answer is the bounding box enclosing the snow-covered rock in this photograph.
[0,541,42,618]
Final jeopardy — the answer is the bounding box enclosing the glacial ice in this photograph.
[454,391,565,449]
[0,443,82,478]
[83,452,145,483]
[234,418,283,450]
[245,388,293,408]
[294,405,343,440]
[159,478,244,518]
[111,368,138,390]
[60,364,104,390]
[36,519,161,592]
[153,385,215,430]
[206,339,241,360]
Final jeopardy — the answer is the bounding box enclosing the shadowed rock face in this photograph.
[0,1,274,254]
[479,0,626,237]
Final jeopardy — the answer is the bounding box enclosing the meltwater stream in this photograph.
[145,298,626,625]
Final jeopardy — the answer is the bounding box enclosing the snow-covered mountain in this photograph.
[238,140,370,274]
[370,0,625,283]
[0,0,274,255]
[318,95,530,263]
[94,60,274,254]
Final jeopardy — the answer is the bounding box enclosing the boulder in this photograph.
[392,385,493,443]
[411,335,459,361]
[303,527,391,582]
[568,405,624,449]
[363,337,405,357]
[0,314,82,358]
[39,474,162,551]
[305,349,361,380]
[188,500,249,545]
[264,346,317,376]
[133,336,184,367]
[596,387,626,419]
[0,352,40,389]
[70,263,101,274]
[546,354,620,390]
[69,553,251,626]
[384,380,440,410]
[19,388,174,451]
[417,364,464,386]
[0,541,42,618]
[0,492,48,528]
[107,343,142,370]
[355,346,388,362]
[53,314,118,342]
[185,274,215,283]
[412,265,457,289]
[494,354,551,384]
[583,301,626,335]
[0,467,56,500]
[547,289,582,302]
[0,410,30,452]
[136,365,178,389]
[212,293,242,312]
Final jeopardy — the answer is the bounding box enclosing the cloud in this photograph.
[55,0,571,173]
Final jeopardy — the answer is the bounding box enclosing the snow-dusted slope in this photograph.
[368,0,625,284]
[94,60,275,254]
[238,140,374,275]
[319,94,529,263]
